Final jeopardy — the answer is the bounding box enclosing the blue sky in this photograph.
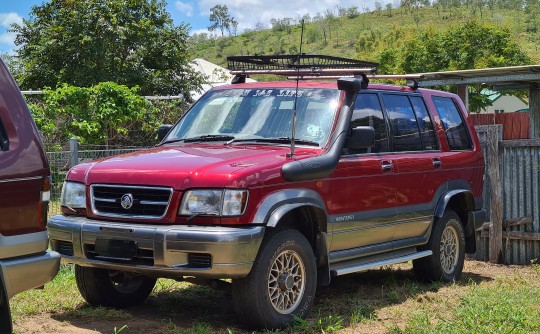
[0,0,385,54]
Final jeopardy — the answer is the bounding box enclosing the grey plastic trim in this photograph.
[252,189,328,227]
[433,189,474,220]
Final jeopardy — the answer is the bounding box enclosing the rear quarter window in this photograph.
[432,96,472,150]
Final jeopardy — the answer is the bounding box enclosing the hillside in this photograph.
[189,4,540,71]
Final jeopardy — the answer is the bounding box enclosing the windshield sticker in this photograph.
[305,124,323,139]
[232,89,314,98]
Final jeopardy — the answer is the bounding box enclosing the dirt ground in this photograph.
[12,260,535,334]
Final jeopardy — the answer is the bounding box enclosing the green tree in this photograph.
[208,4,233,37]
[11,0,203,98]
[29,82,185,147]
[382,21,532,113]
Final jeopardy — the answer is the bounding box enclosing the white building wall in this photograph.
[482,95,528,114]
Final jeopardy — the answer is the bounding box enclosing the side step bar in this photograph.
[330,250,433,276]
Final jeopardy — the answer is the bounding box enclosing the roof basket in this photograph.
[227,55,378,77]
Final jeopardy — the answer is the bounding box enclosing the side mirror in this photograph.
[347,126,375,150]
[158,124,173,142]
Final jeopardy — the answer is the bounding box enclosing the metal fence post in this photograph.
[69,138,79,168]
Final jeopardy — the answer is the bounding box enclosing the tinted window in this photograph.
[382,94,422,152]
[432,96,472,150]
[410,96,438,150]
[0,117,8,151]
[348,93,389,154]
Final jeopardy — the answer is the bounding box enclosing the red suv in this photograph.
[48,55,485,329]
[0,59,60,333]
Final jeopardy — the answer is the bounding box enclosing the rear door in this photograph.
[380,93,444,242]
[0,70,48,237]
[329,93,398,252]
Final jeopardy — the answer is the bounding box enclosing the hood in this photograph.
[68,144,320,189]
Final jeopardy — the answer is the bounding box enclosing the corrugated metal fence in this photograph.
[474,125,540,264]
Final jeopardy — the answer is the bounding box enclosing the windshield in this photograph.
[165,88,341,147]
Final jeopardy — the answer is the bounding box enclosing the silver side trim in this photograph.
[331,250,433,276]
[139,200,168,205]
[94,197,116,203]
[0,176,41,184]
[0,231,49,259]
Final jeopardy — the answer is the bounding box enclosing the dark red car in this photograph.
[0,59,60,333]
[48,56,485,329]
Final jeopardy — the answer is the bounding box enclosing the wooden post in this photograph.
[487,125,503,263]
[530,85,540,139]
[457,84,469,109]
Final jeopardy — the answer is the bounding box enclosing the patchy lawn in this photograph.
[11,260,540,334]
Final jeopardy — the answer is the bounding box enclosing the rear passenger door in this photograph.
[380,93,445,243]
[329,93,398,252]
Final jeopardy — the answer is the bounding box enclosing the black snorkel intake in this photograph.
[281,76,366,182]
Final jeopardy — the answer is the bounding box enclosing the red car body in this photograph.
[48,78,485,329]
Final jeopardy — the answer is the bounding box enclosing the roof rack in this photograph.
[227,55,378,76]
[285,74,424,90]
[286,74,425,80]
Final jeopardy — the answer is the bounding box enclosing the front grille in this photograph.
[85,244,154,266]
[91,184,172,219]
[188,253,212,268]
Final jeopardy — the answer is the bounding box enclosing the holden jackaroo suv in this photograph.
[0,58,60,333]
[48,55,485,329]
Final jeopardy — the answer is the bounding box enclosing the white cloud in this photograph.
[197,0,384,31]
[0,12,23,28]
[0,32,16,47]
[191,28,211,35]
[175,1,194,17]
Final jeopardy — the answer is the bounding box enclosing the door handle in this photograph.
[381,161,394,172]
[432,158,442,168]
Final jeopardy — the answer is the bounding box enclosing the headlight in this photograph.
[180,189,248,216]
[60,181,86,209]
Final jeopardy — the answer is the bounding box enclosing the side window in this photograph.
[0,117,9,151]
[432,96,472,150]
[382,94,422,152]
[348,93,389,154]
[409,96,438,150]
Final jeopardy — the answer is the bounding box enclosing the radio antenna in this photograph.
[287,19,305,159]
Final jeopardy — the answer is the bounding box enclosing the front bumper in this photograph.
[48,215,265,278]
[0,251,60,299]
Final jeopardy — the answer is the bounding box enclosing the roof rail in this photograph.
[227,55,378,77]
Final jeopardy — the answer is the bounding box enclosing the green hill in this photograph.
[188,4,540,71]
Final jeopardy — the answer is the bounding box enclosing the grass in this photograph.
[10,261,540,333]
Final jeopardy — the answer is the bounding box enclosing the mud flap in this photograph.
[0,273,12,334]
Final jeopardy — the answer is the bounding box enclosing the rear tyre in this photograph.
[413,210,465,282]
[75,265,156,308]
[232,229,317,329]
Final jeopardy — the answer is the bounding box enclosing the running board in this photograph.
[330,250,433,276]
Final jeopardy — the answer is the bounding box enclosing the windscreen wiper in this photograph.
[183,135,236,142]
[226,137,319,147]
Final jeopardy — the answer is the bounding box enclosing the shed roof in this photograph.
[414,65,540,90]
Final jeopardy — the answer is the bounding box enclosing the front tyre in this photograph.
[413,210,466,282]
[75,265,156,308]
[232,229,317,329]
